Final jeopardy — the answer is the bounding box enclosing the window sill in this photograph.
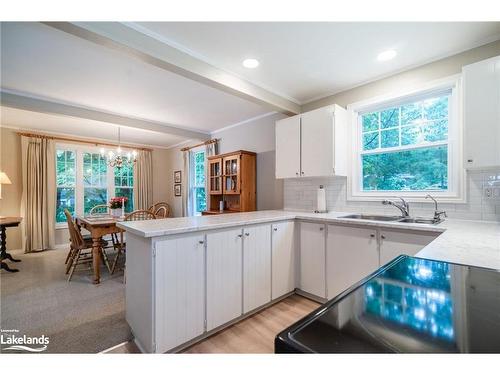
[347,192,466,204]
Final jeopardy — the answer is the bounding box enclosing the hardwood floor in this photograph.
[105,294,320,354]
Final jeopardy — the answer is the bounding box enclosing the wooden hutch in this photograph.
[203,150,256,215]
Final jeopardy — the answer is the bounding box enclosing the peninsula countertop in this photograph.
[117,210,500,270]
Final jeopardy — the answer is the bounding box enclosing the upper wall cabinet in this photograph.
[463,55,500,169]
[275,104,348,178]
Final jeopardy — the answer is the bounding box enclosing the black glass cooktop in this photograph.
[275,256,500,353]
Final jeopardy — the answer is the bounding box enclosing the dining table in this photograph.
[76,215,124,284]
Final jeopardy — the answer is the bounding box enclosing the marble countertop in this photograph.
[117,210,500,270]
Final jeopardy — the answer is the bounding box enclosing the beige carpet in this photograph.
[0,248,131,353]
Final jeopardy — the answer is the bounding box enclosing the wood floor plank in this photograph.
[104,295,319,354]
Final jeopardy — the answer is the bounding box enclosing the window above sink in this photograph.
[347,75,465,203]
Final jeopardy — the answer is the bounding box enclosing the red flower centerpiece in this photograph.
[110,197,128,217]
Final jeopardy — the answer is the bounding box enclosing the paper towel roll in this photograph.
[317,185,326,212]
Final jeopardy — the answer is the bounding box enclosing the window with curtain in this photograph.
[55,144,134,224]
[55,150,76,223]
[191,149,206,215]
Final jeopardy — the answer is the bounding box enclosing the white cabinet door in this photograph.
[275,115,301,178]
[299,222,326,298]
[271,221,296,299]
[243,224,271,313]
[464,56,500,169]
[206,228,243,331]
[300,106,334,178]
[326,225,379,300]
[379,229,438,266]
[155,234,205,353]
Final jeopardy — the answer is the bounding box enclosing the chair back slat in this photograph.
[148,202,170,218]
[89,204,109,216]
[64,209,85,250]
[125,210,157,221]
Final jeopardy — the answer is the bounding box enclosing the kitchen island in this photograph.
[117,210,500,353]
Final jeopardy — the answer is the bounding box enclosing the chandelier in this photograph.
[100,127,137,169]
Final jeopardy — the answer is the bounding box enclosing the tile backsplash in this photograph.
[284,169,500,222]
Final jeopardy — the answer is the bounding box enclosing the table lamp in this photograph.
[0,171,12,199]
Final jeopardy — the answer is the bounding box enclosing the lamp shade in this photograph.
[0,172,12,185]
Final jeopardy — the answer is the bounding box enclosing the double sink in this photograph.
[339,214,440,225]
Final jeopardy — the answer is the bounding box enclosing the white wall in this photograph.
[213,112,287,211]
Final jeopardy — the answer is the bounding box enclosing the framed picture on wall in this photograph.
[174,184,181,197]
[174,170,182,183]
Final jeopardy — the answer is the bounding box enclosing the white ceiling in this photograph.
[0,22,270,135]
[0,106,187,148]
[134,22,500,103]
[1,22,500,148]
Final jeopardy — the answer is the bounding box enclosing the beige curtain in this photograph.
[21,136,56,253]
[133,150,153,211]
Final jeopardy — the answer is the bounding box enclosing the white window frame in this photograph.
[190,145,207,216]
[55,143,134,228]
[347,75,465,203]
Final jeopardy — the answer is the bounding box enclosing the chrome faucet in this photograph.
[382,197,410,217]
[425,194,447,223]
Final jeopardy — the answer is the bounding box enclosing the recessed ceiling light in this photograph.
[242,58,259,68]
[377,49,397,62]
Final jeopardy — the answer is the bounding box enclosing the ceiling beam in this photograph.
[0,90,210,140]
[42,22,301,116]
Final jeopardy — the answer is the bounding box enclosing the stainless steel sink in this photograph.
[340,214,403,221]
[398,217,442,224]
[339,214,441,225]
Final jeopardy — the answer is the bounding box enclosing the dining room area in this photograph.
[0,123,180,353]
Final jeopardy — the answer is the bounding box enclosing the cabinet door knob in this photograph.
[381,235,386,240]
[237,234,243,238]
[245,232,250,236]
[273,227,278,231]
[301,171,304,175]
[319,227,324,231]
[198,240,204,244]
[370,234,375,238]
[296,172,299,176]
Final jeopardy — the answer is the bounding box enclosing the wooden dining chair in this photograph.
[148,202,170,218]
[64,209,111,281]
[113,210,157,281]
[89,203,122,260]
[125,210,157,221]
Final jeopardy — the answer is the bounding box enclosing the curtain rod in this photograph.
[181,138,218,152]
[16,131,153,151]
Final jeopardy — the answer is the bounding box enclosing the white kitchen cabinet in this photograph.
[271,221,296,299]
[243,224,272,313]
[154,234,206,353]
[301,105,348,177]
[379,229,438,266]
[326,225,379,300]
[206,228,243,331]
[275,104,347,178]
[299,222,326,298]
[463,55,500,169]
[275,115,301,178]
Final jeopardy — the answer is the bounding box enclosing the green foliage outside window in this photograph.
[114,163,134,213]
[360,94,449,191]
[193,151,206,213]
[56,150,76,223]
